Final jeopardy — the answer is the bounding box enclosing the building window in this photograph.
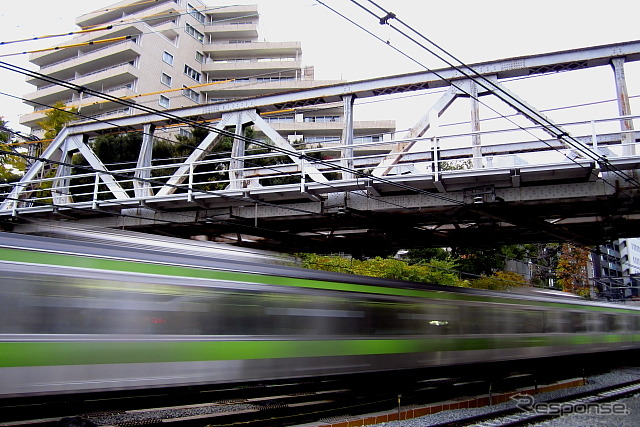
[264,116,295,124]
[159,95,170,108]
[161,73,172,87]
[185,23,204,42]
[162,51,174,65]
[182,86,200,102]
[179,128,193,138]
[304,116,340,123]
[195,51,205,64]
[187,3,206,24]
[184,64,201,82]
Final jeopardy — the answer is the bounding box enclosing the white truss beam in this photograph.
[155,114,234,197]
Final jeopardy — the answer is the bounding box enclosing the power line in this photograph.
[356,0,640,187]
[0,59,475,209]
[317,0,640,192]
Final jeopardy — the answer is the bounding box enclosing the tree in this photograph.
[36,102,78,141]
[556,243,591,297]
[405,247,450,263]
[0,118,26,185]
[470,270,528,291]
[299,254,467,287]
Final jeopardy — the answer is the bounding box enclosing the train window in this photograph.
[458,305,487,334]
[543,311,565,333]
[515,309,545,334]
[396,303,460,336]
[584,313,603,332]
[568,312,588,333]
[602,314,629,333]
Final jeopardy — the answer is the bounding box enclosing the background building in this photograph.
[591,238,640,300]
[20,0,394,143]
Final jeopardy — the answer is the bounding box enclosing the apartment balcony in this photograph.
[76,0,179,29]
[19,86,136,129]
[201,79,342,99]
[151,21,180,39]
[22,63,139,108]
[206,5,258,20]
[204,22,258,40]
[202,59,302,78]
[28,40,142,85]
[203,41,301,59]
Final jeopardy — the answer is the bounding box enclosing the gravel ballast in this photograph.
[371,368,640,426]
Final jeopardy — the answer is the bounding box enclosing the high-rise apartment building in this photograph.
[20,0,394,143]
[590,238,640,300]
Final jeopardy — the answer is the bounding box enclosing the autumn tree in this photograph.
[556,243,591,297]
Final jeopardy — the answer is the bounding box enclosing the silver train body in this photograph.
[1,228,640,398]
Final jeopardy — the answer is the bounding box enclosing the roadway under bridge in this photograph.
[2,40,640,254]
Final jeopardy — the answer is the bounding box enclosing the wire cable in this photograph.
[352,0,640,188]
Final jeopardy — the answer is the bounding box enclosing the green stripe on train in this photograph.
[0,247,638,314]
[1,334,639,367]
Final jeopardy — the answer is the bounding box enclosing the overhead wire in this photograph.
[317,0,640,195]
[0,25,114,46]
[0,51,616,247]
[2,2,630,248]
[0,58,476,210]
[349,0,640,188]
[0,73,461,237]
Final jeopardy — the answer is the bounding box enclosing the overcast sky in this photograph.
[0,0,638,134]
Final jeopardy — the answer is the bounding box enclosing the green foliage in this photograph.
[440,159,473,171]
[469,270,528,291]
[452,247,506,277]
[36,102,77,140]
[451,244,536,279]
[405,247,450,263]
[299,254,467,287]
[0,119,26,184]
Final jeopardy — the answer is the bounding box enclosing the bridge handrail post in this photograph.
[92,172,100,210]
[188,163,194,202]
[432,137,440,175]
[300,157,306,193]
[590,120,599,155]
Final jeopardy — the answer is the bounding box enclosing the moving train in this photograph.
[2,226,640,398]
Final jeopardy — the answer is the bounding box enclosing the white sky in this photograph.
[0,0,639,135]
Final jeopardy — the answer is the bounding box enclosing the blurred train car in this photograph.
[2,228,640,398]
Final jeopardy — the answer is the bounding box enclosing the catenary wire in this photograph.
[0,60,622,248]
[0,59,473,209]
[353,0,640,187]
[0,86,462,233]
[317,0,640,191]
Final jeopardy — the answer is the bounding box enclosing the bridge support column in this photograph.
[134,123,155,198]
[470,80,482,169]
[229,113,246,189]
[341,94,355,180]
[611,57,635,155]
[51,135,79,205]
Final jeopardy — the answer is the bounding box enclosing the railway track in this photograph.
[0,373,598,427]
[433,380,640,427]
[3,360,639,427]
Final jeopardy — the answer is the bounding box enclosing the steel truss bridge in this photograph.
[2,40,640,254]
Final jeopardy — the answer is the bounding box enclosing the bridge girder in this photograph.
[3,40,640,253]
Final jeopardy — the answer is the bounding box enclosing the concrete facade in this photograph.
[20,0,395,143]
